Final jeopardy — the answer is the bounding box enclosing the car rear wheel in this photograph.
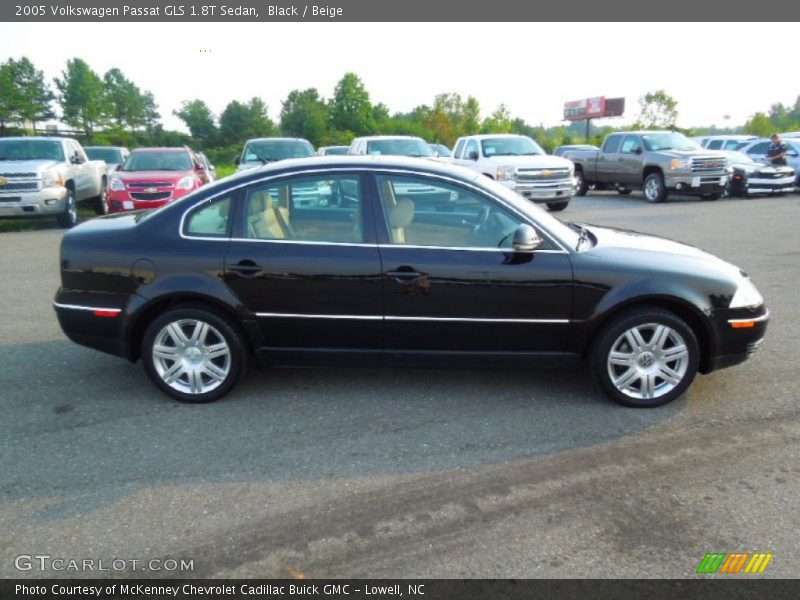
[547,201,569,211]
[142,306,248,403]
[590,307,699,407]
[575,170,589,196]
[643,173,667,203]
[56,188,78,228]
[616,185,632,195]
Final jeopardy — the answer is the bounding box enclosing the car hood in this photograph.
[0,159,62,173]
[492,155,573,168]
[116,170,192,181]
[660,148,725,160]
[583,224,743,279]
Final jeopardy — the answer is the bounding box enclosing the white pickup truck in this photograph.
[452,134,577,211]
[0,137,108,227]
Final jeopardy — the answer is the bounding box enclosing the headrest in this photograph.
[388,198,414,228]
[248,191,272,213]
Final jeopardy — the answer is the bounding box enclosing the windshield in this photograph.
[323,146,349,155]
[0,139,64,161]
[366,138,433,157]
[641,133,696,152]
[481,137,544,157]
[726,151,754,164]
[123,150,192,171]
[243,141,315,162]
[85,147,122,163]
[430,144,451,157]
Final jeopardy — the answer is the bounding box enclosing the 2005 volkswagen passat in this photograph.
[54,156,768,407]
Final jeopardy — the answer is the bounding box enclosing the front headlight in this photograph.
[496,166,516,181]
[730,278,764,308]
[41,171,64,188]
[109,177,125,191]
[670,158,691,170]
[176,175,194,190]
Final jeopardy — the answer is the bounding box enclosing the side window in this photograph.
[603,135,623,154]
[184,195,233,238]
[376,175,527,250]
[723,140,740,150]
[787,143,799,157]
[243,174,363,243]
[464,139,479,159]
[707,140,723,150]
[747,142,770,155]
[454,139,465,159]
[620,136,641,154]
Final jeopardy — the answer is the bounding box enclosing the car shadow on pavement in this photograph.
[0,340,684,521]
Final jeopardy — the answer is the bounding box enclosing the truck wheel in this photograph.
[616,185,632,195]
[575,170,589,196]
[701,192,721,201]
[56,188,78,229]
[547,201,569,211]
[643,173,667,203]
[93,179,109,215]
[590,306,699,408]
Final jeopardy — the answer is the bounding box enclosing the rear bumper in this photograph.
[54,289,134,359]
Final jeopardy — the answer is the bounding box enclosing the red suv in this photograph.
[108,147,206,213]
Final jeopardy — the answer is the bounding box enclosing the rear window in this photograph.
[243,141,315,162]
[85,147,123,163]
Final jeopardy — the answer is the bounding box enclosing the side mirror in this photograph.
[634,146,643,155]
[194,163,205,172]
[467,150,479,160]
[115,164,123,171]
[70,153,82,165]
[512,224,543,252]
[234,156,241,165]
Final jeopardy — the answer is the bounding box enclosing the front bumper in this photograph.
[664,172,728,194]
[741,174,796,195]
[0,186,68,218]
[704,307,769,373]
[502,178,577,203]
[108,187,191,213]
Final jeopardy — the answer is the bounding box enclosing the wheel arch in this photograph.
[580,295,714,373]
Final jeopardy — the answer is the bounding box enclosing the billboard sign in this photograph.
[564,97,625,120]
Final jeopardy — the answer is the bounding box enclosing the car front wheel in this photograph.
[57,188,78,228]
[591,307,699,407]
[643,173,667,203]
[142,306,248,403]
[547,201,569,211]
[575,170,589,196]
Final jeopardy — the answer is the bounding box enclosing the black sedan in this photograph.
[54,156,768,408]
[723,151,796,197]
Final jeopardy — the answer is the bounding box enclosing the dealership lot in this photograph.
[1,192,798,578]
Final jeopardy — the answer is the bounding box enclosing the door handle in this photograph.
[228,259,262,276]
[386,267,421,282]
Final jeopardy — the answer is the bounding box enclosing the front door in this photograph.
[223,172,383,363]
[372,173,573,366]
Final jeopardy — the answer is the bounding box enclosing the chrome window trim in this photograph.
[255,312,569,324]
[177,167,571,253]
[53,302,122,313]
[728,311,769,324]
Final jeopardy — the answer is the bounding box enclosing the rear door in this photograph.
[223,171,383,363]
[597,134,623,180]
[371,172,573,366]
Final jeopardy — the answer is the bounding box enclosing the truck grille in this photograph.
[128,182,175,189]
[754,170,789,179]
[0,181,38,192]
[691,157,727,173]
[516,168,572,182]
[131,192,171,201]
[0,172,37,178]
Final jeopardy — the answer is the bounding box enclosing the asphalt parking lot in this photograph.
[1,191,799,579]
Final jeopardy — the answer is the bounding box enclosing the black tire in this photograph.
[643,172,668,203]
[590,306,699,408]
[701,192,721,201]
[141,305,248,403]
[616,186,632,195]
[56,187,78,228]
[93,179,109,215]
[546,201,569,212]
[574,169,589,196]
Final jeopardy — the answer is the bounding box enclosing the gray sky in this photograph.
[1,22,796,133]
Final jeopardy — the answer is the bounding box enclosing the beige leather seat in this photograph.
[247,190,291,239]
[379,179,414,244]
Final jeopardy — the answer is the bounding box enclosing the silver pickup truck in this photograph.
[0,137,108,227]
[565,131,730,203]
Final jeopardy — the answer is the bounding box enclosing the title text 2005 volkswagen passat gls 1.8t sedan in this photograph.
[54,156,768,407]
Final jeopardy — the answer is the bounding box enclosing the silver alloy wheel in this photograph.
[644,176,660,201]
[152,319,231,395]
[606,322,689,400]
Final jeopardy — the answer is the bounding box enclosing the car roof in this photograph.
[244,137,311,143]
[130,147,190,153]
[354,135,426,141]
[1,136,71,142]
[459,134,529,140]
